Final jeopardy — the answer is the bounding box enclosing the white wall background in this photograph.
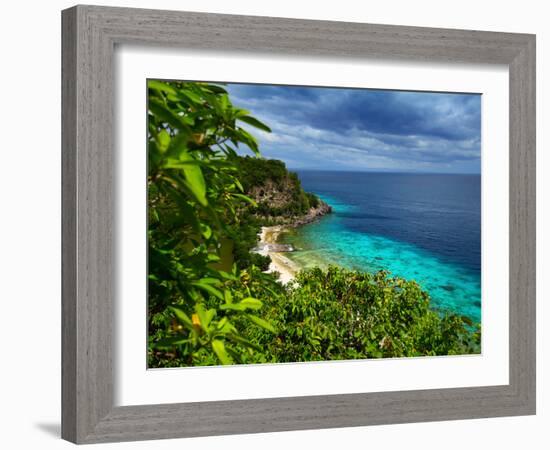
[0,0,546,448]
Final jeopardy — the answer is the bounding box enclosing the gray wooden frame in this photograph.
[62,4,536,444]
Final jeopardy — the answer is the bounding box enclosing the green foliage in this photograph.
[228,216,271,271]
[224,156,323,273]
[147,80,276,367]
[305,192,320,208]
[258,267,480,362]
[234,156,288,190]
[234,156,318,217]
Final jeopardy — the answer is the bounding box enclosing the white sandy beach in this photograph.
[255,226,301,284]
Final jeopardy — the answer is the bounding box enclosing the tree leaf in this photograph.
[246,314,276,333]
[235,128,259,155]
[163,159,205,169]
[226,334,262,352]
[154,337,188,348]
[192,281,224,300]
[179,89,203,105]
[231,193,257,206]
[148,79,178,95]
[156,129,171,153]
[148,99,191,133]
[238,115,272,132]
[179,151,208,206]
[219,303,246,312]
[199,277,222,285]
[223,289,233,304]
[240,297,263,310]
[168,306,193,328]
[220,298,262,312]
[204,84,228,94]
[234,178,244,192]
[216,317,235,334]
[212,340,233,365]
[218,271,238,281]
[196,304,216,331]
[200,223,212,239]
[233,108,250,117]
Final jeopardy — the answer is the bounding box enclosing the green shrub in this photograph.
[256,267,481,362]
[306,192,320,208]
[147,80,277,367]
[234,156,320,217]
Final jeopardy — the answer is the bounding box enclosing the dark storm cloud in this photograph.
[225,83,481,173]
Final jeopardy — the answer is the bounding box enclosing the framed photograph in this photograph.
[61,5,536,444]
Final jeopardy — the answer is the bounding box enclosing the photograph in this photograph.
[1,1,541,447]
[147,79,482,368]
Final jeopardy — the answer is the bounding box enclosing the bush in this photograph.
[147,80,277,367]
[154,266,480,367]
[306,192,320,208]
[253,267,480,363]
[234,156,321,217]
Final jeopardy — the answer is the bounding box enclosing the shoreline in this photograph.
[254,201,332,284]
[255,225,300,284]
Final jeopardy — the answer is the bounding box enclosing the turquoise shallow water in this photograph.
[279,188,482,324]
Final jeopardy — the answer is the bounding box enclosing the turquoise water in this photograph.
[279,173,481,323]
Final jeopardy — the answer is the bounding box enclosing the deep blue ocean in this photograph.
[279,171,481,323]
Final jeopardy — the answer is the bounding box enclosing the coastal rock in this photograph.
[253,200,332,284]
[254,242,294,253]
[265,243,294,252]
[291,200,332,227]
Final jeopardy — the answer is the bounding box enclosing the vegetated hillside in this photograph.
[235,156,331,221]
[228,156,331,271]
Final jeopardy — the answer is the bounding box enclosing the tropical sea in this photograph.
[278,171,481,323]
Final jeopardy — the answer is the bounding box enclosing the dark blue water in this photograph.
[280,171,481,322]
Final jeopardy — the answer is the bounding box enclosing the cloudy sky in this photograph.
[225,83,481,174]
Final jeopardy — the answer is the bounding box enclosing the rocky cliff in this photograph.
[235,155,332,224]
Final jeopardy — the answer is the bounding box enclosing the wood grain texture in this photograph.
[61,7,77,443]
[62,5,114,442]
[508,36,536,408]
[61,5,536,444]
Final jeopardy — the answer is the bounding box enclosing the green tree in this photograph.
[257,267,480,362]
[147,80,276,367]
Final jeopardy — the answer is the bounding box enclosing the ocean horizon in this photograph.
[288,168,481,176]
[279,170,481,323]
